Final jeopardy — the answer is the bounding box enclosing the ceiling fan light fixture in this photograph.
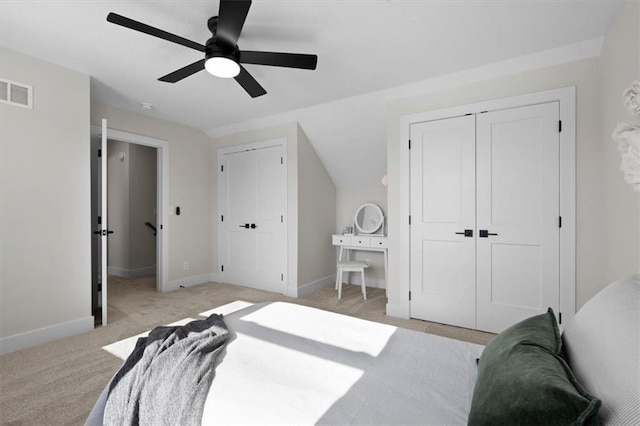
[205,55,240,78]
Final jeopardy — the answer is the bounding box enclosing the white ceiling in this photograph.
[0,0,622,188]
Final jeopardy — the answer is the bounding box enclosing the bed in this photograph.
[87,274,639,425]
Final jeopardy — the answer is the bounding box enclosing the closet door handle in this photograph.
[455,229,473,237]
[239,223,250,229]
[479,230,498,238]
[250,223,257,229]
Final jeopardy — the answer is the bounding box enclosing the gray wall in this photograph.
[600,0,640,284]
[107,140,130,271]
[0,47,92,348]
[129,144,157,272]
[297,124,337,289]
[107,140,157,276]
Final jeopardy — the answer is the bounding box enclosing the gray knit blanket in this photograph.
[103,314,230,426]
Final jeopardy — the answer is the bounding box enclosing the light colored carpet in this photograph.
[0,277,494,425]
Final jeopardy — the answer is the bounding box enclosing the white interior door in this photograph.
[476,102,560,333]
[219,143,286,293]
[100,118,108,326]
[409,115,477,329]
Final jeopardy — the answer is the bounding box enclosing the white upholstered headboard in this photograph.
[562,274,640,425]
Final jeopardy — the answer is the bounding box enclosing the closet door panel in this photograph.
[254,145,286,292]
[221,150,258,286]
[410,115,476,329]
[476,102,560,333]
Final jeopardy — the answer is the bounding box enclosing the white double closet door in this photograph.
[218,142,286,293]
[410,102,560,333]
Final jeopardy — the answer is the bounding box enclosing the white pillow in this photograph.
[562,274,639,425]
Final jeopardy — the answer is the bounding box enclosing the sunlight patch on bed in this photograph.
[198,300,254,317]
[239,302,396,357]
[202,332,364,425]
[102,317,198,360]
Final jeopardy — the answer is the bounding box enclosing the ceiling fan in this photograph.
[107,0,318,98]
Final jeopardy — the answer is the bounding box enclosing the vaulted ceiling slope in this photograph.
[0,1,622,187]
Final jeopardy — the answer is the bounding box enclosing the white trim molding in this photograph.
[297,274,335,297]
[0,316,94,355]
[107,266,156,278]
[165,274,216,292]
[396,86,577,326]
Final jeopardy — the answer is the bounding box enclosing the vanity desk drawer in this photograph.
[370,237,388,248]
[332,235,352,245]
[352,236,370,247]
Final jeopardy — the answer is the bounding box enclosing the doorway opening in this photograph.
[90,125,169,327]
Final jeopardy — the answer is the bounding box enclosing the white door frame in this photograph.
[91,125,170,292]
[398,86,576,326]
[217,138,288,293]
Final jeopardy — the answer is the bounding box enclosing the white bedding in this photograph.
[90,301,484,425]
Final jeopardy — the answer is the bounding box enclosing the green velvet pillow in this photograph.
[468,308,601,426]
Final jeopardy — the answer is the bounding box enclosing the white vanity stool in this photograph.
[333,203,388,300]
[336,260,369,300]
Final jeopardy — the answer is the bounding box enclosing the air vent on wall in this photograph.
[0,78,33,108]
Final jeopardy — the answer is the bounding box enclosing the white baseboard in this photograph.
[107,265,156,278]
[297,274,335,297]
[128,266,156,278]
[107,266,128,278]
[163,273,216,292]
[0,316,94,355]
[386,302,409,319]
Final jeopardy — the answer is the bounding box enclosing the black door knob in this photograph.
[479,230,498,238]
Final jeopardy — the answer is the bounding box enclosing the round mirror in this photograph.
[354,203,384,234]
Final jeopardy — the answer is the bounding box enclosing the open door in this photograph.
[91,119,110,326]
[99,119,109,325]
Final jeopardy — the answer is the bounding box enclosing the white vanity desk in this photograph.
[332,202,389,288]
[331,234,389,287]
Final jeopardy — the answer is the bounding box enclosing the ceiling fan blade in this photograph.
[234,65,266,98]
[240,51,318,70]
[216,0,252,48]
[158,59,206,83]
[107,12,205,52]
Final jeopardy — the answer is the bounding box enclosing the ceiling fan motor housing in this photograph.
[205,38,240,64]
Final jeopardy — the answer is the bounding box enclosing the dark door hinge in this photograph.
[559,312,562,324]
[98,149,102,157]
[409,291,412,301]
[281,273,284,281]
[559,120,562,132]
[408,139,411,150]
[281,215,283,223]
[97,216,102,225]
[409,215,411,225]
[281,157,283,165]
[220,165,224,172]
[221,215,224,222]
[221,265,224,272]
[559,216,562,228]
